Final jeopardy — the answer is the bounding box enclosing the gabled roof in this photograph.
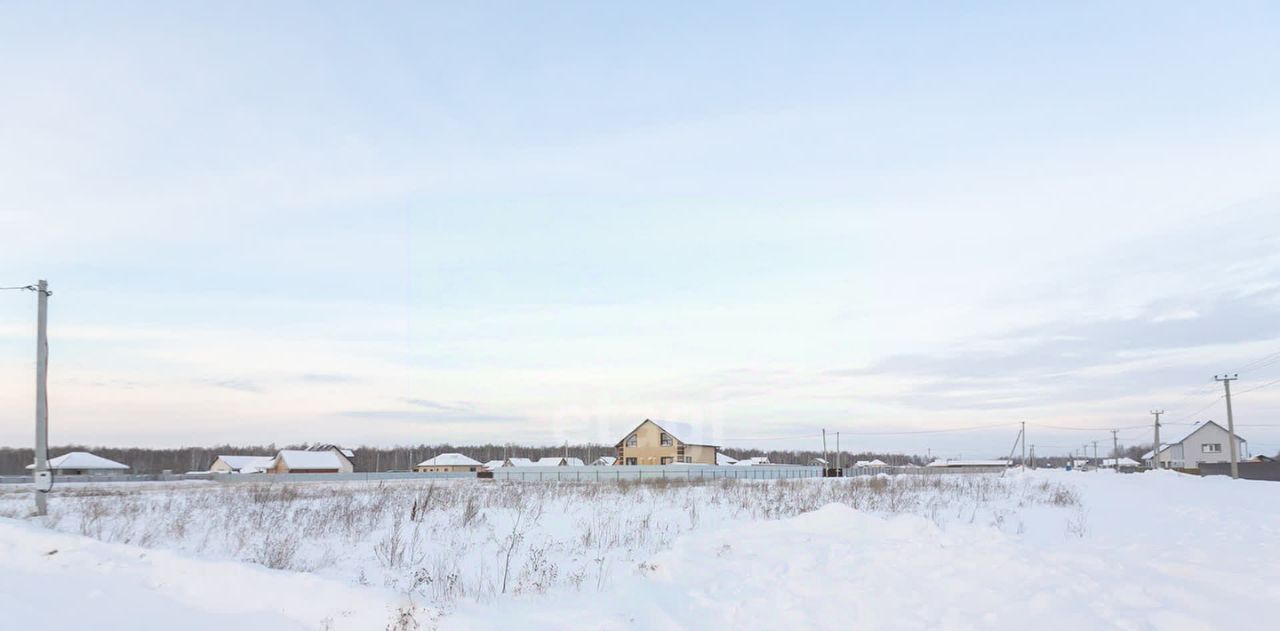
[1164,420,1247,447]
[214,455,274,471]
[615,418,720,448]
[505,457,535,467]
[27,452,128,471]
[274,449,347,470]
[925,459,1010,467]
[416,453,482,467]
[716,452,738,465]
[591,456,617,466]
[482,460,506,469]
[529,457,585,467]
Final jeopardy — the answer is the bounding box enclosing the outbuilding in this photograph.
[415,453,483,473]
[268,448,355,474]
[27,452,129,475]
[209,455,274,474]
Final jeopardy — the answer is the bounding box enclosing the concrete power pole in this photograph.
[1215,374,1240,479]
[1021,421,1026,469]
[836,432,841,470]
[1111,429,1119,471]
[1151,410,1164,470]
[33,280,52,516]
[1092,441,1098,470]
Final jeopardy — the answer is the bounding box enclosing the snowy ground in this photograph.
[1,470,1276,630]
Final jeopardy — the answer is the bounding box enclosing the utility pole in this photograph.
[1021,421,1026,469]
[822,429,828,469]
[1214,374,1240,479]
[33,281,52,516]
[1151,410,1164,470]
[836,432,841,470]
[1092,441,1098,470]
[1111,429,1119,471]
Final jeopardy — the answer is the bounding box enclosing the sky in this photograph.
[2,1,1279,458]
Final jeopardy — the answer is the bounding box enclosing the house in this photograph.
[590,456,617,466]
[811,457,829,466]
[854,459,889,467]
[415,453,483,473]
[925,459,1011,468]
[504,457,535,467]
[209,455,274,474]
[1143,421,1248,469]
[734,456,772,466]
[268,448,354,474]
[716,452,739,466]
[530,456,584,467]
[27,452,129,475]
[482,459,507,470]
[615,419,719,465]
[1101,457,1141,468]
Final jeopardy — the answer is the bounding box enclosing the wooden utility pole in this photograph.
[1020,422,1026,468]
[1215,374,1240,479]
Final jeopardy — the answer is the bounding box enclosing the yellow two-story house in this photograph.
[615,419,719,465]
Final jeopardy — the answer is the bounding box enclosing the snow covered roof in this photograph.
[1102,457,1141,467]
[1140,444,1170,460]
[529,457,585,467]
[506,457,535,466]
[214,455,274,471]
[274,450,347,470]
[734,456,771,466]
[416,453,482,467]
[482,460,506,470]
[716,452,738,465]
[1164,420,1247,447]
[27,452,128,471]
[854,459,889,467]
[925,459,1010,467]
[591,456,617,466]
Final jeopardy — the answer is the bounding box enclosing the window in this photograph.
[661,456,673,465]
[626,457,637,465]
[1202,443,1222,453]
[626,434,638,447]
[660,433,673,446]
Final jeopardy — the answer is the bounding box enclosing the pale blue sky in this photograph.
[2,2,1279,456]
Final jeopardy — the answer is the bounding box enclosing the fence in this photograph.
[0,465,1008,487]
[1199,461,1280,482]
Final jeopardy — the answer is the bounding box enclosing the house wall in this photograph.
[209,459,234,473]
[615,420,718,465]
[1179,424,1246,468]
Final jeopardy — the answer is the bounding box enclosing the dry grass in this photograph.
[0,474,1079,617]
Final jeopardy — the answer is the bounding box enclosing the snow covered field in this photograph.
[1,470,1276,630]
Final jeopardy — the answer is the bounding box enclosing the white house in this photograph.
[268,448,354,474]
[209,455,274,474]
[415,453,483,473]
[1143,421,1248,469]
[530,456,585,467]
[1101,457,1141,468]
[27,452,129,475]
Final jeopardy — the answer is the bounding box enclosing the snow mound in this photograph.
[0,518,407,630]
[446,502,1280,630]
